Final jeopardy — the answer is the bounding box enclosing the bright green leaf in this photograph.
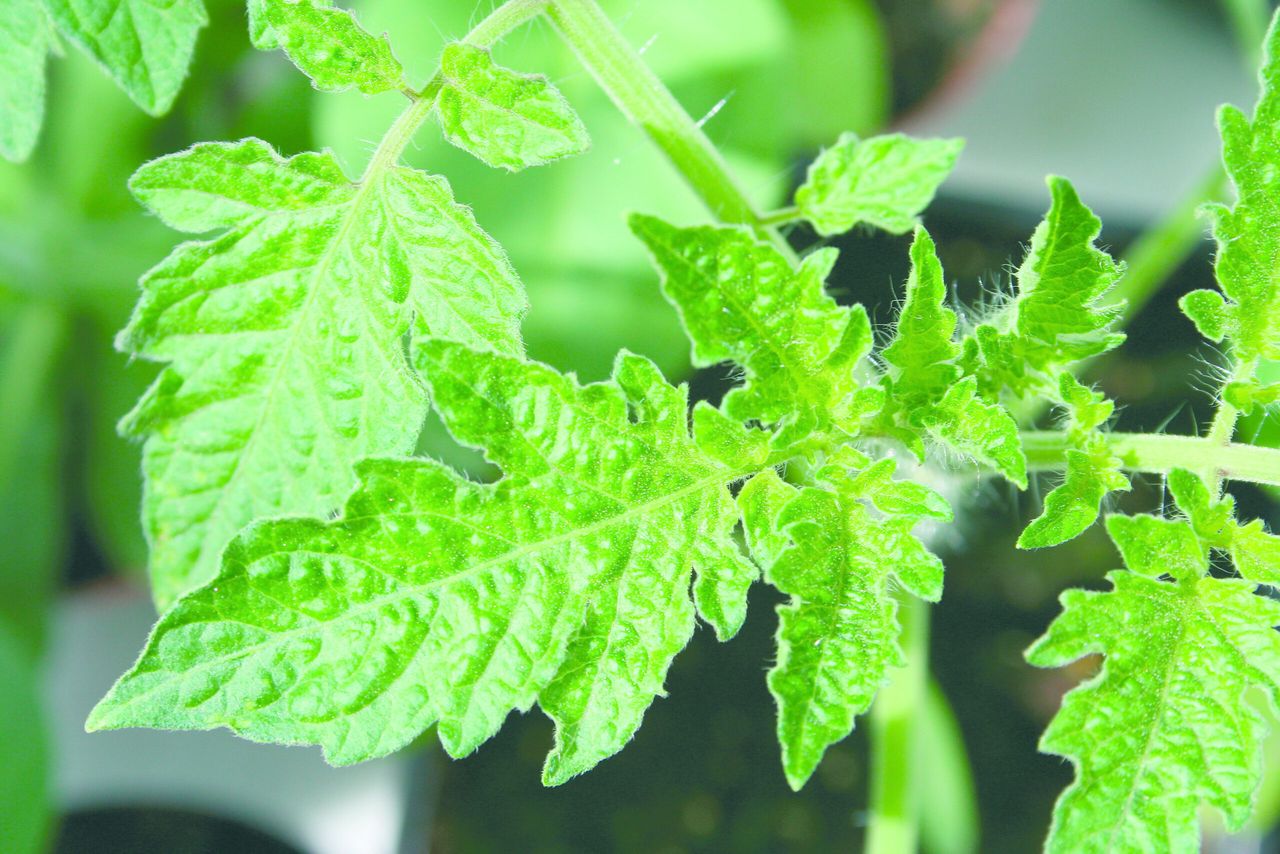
[43,0,207,115]
[630,215,871,433]
[258,0,404,95]
[90,344,762,787]
[1028,571,1280,852]
[794,132,963,236]
[434,42,590,171]
[763,459,947,789]
[119,138,526,606]
[0,0,51,162]
[1102,514,1204,580]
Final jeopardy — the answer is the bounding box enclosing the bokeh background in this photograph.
[4,0,1279,851]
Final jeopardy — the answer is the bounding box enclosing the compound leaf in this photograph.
[0,0,51,162]
[1199,13,1280,362]
[795,132,963,236]
[43,0,207,115]
[630,215,871,434]
[434,42,589,172]
[258,0,404,95]
[120,138,526,607]
[1028,570,1280,852]
[91,344,764,786]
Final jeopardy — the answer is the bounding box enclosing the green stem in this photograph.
[1020,428,1280,487]
[867,595,928,854]
[544,0,798,261]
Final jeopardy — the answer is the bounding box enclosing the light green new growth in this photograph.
[752,455,949,790]
[257,0,404,94]
[880,228,1027,486]
[794,132,964,235]
[434,42,590,171]
[1018,374,1128,548]
[0,0,207,162]
[0,0,51,162]
[1183,17,1280,365]
[90,343,765,786]
[121,138,526,606]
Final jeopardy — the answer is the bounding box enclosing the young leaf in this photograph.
[879,228,1027,485]
[121,138,526,606]
[434,42,590,171]
[630,216,871,434]
[90,344,765,786]
[762,459,949,789]
[257,0,404,95]
[0,0,51,162]
[43,0,207,115]
[794,132,963,236]
[967,177,1124,397]
[1028,570,1280,852]
[1019,375,1128,548]
[1166,467,1280,585]
[1199,11,1280,362]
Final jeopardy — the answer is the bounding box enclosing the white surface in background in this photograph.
[45,589,411,854]
[911,0,1256,222]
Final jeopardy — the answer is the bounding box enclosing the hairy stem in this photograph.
[867,595,928,854]
[1020,428,1280,487]
[544,0,798,261]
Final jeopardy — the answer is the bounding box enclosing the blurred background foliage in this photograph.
[3,0,1277,852]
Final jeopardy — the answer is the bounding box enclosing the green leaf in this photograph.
[794,132,963,236]
[1179,289,1229,342]
[43,0,207,115]
[762,458,948,789]
[120,138,526,606]
[434,42,590,172]
[630,215,871,433]
[1202,14,1280,362]
[967,178,1124,396]
[258,0,404,95]
[1019,375,1127,548]
[0,0,51,162]
[1102,514,1206,580]
[879,229,1027,484]
[1166,468,1280,585]
[1028,570,1280,852]
[925,377,1027,488]
[90,344,764,786]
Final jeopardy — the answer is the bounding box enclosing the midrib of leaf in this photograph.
[93,467,752,723]
[192,94,438,571]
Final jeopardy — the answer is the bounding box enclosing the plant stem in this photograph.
[1020,428,1280,487]
[867,595,928,854]
[544,0,798,261]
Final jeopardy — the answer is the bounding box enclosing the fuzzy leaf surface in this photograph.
[762,458,949,789]
[630,216,872,434]
[0,0,50,162]
[880,228,1026,484]
[257,0,403,94]
[434,42,589,171]
[43,0,207,115]
[967,178,1123,397]
[1202,16,1280,362]
[794,132,963,236]
[1028,569,1280,852]
[121,138,525,606]
[91,344,762,786]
